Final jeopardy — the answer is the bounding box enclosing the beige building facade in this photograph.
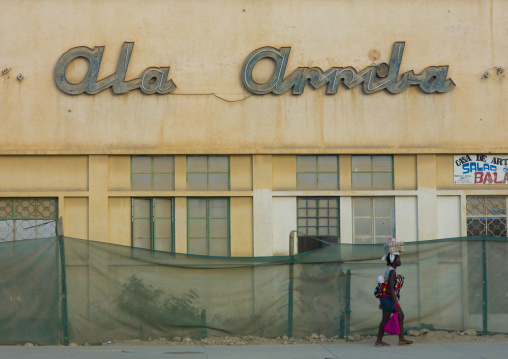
[2,0,508,256]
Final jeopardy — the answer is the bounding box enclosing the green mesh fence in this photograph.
[0,236,507,344]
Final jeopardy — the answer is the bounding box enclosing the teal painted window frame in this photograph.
[297,197,340,237]
[131,197,175,251]
[131,156,175,190]
[186,156,230,191]
[351,155,394,190]
[187,197,230,256]
[352,197,395,245]
[296,155,339,190]
[0,197,59,241]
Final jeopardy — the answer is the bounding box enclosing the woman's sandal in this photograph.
[398,340,414,346]
[375,342,391,347]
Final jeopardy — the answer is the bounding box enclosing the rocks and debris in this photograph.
[58,329,508,347]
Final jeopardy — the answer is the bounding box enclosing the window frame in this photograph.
[131,197,175,251]
[351,155,394,190]
[131,155,175,190]
[187,197,230,256]
[466,195,507,237]
[0,197,59,241]
[296,155,339,191]
[352,196,395,244]
[186,156,230,191]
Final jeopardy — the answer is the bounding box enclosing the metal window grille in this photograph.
[352,197,394,244]
[466,196,507,237]
[132,198,174,251]
[0,198,58,241]
[351,155,393,190]
[297,197,339,253]
[296,156,339,190]
[187,156,229,191]
[188,198,230,256]
[131,156,175,190]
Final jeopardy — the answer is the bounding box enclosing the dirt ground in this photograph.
[96,329,508,347]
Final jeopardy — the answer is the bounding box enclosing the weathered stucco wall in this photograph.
[2,0,508,154]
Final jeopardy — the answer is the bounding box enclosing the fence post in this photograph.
[345,269,351,336]
[287,231,295,338]
[200,309,207,339]
[481,238,487,334]
[58,235,70,345]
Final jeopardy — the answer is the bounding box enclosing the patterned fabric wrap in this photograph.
[374,274,405,298]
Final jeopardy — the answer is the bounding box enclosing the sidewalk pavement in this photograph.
[1,342,507,359]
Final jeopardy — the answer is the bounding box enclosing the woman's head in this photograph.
[386,254,401,267]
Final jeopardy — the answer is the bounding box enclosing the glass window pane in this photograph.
[187,174,208,190]
[132,156,152,173]
[318,218,329,227]
[187,156,207,172]
[318,208,329,217]
[209,238,228,256]
[297,156,317,172]
[132,174,152,190]
[297,174,317,190]
[155,218,172,238]
[329,218,339,227]
[153,174,173,190]
[307,199,317,208]
[318,173,338,190]
[133,238,151,249]
[352,156,371,172]
[354,236,371,245]
[188,199,207,218]
[0,200,13,218]
[188,238,207,255]
[154,199,172,218]
[308,218,317,227]
[374,198,394,217]
[329,208,338,217]
[208,156,228,172]
[372,173,393,190]
[298,218,307,227]
[352,173,372,190]
[208,174,229,190]
[15,199,36,218]
[0,220,14,241]
[297,199,307,208]
[307,227,317,235]
[188,218,207,237]
[210,199,228,218]
[307,208,317,217]
[155,237,172,252]
[375,218,393,237]
[372,156,392,172]
[153,156,173,173]
[486,197,506,215]
[487,219,507,236]
[467,197,485,216]
[210,219,228,237]
[354,218,372,237]
[329,227,338,236]
[133,199,151,218]
[375,235,391,244]
[353,198,372,217]
[36,199,57,219]
[317,156,338,172]
[133,218,151,239]
[467,219,486,236]
[297,209,307,217]
[318,227,329,235]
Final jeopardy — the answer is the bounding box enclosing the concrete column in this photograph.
[417,155,437,241]
[174,197,187,253]
[252,155,273,256]
[88,155,109,243]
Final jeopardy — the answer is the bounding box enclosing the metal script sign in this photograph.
[55,42,176,95]
[454,155,508,185]
[241,42,455,95]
